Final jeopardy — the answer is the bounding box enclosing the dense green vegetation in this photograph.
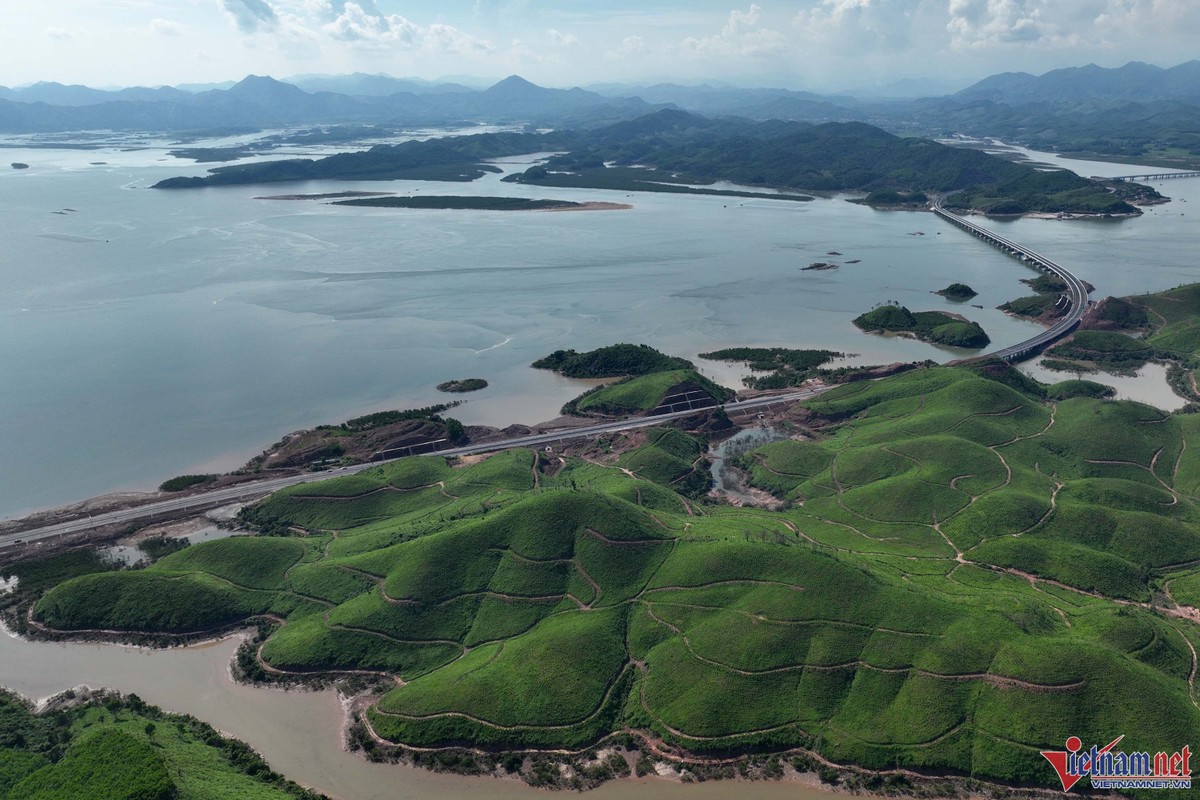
[854,304,990,348]
[0,690,327,800]
[698,348,842,389]
[563,369,733,417]
[857,189,928,206]
[26,352,1200,793]
[332,404,457,433]
[1047,330,1156,373]
[532,344,693,379]
[435,378,488,393]
[152,132,554,188]
[502,167,813,201]
[333,196,583,211]
[942,169,1137,215]
[934,283,977,300]
[159,474,216,492]
[151,110,1128,214]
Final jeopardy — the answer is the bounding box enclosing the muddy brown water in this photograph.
[0,627,856,800]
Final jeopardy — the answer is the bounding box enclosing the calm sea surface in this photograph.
[1,138,1198,518]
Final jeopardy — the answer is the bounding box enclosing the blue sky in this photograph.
[2,1,1198,91]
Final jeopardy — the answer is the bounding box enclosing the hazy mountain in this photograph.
[955,60,1200,106]
[841,76,973,99]
[0,74,661,133]
[287,72,471,96]
[588,83,856,119]
[0,81,189,106]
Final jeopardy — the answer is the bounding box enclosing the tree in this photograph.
[445,418,467,444]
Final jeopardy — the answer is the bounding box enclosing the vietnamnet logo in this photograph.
[1041,735,1192,791]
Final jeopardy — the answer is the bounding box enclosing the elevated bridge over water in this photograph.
[1109,171,1200,182]
[932,198,1090,363]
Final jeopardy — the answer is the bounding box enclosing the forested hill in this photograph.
[513,117,1039,192]
[152,111,1134,214]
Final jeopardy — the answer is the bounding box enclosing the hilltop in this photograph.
[17,352,1200,792]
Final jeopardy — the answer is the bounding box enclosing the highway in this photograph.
[0,386,827,551]
[933,198,1090,362]
[1,201,1097,553]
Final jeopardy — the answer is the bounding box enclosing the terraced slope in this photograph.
[32,372,1200,792]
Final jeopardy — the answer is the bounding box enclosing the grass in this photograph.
[23,351,1200,791]
[569,369,733,416]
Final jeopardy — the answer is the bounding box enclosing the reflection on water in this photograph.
[185,526,239,544]
[1019,358,1187,411]
[710,425,794,504]
[98,544,148,567]
[0,627,850,800]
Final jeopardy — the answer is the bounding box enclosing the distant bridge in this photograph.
[932,199,1089,363]
[1109,171,1200,182]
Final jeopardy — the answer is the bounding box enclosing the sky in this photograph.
[1,1,1198,92]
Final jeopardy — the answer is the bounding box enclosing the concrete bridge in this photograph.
[932,199,1090,363]
[1109,172,1200,182]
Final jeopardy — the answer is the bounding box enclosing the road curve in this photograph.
[0,386,827,551]
[932,198,1089,362]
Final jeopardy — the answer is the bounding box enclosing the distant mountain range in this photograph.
[0,74,659,133]
[953,60,1200,106]
[2,61,1198,164]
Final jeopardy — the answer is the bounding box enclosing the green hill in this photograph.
[563,369,734,416]
[25,359,1200,792]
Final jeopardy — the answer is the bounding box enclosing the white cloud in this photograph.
[148,18,187,37]
[947,0,1054,48]
[321,3,492,53]
[546,28,578,47]
[219,0,279,34]
[794,0,920,50]
[43,27,73,40]
[603,34,648,61]
[680,4,788,58]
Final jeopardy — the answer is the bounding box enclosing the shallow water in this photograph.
[1018,358,1187,411]
[709,424,795,504]
[1,137,1197,518]
[0,627,848,800]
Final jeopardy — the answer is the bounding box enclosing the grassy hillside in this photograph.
[27,358,1200,792]
[0,689,326,800]
[563,369,733,417]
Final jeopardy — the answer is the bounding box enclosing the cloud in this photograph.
[947,0,1054,48]
[321,3,493,53]
[148,18,187,37]
[794,0,921,51]
[546,28,578,47]
[219,0,279,34]
[43,26,73,40]
[680,4,788,58]
[603,34,648,61]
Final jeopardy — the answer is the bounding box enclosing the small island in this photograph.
[699,347,843,389]
[11,162,29,170]
[802,262,838,271]
[935,283,978,300]
[854,303,991,348]
[332,196,628,212]
[853,189,928,208]
[436,378,488,393]
[532,343,692,378]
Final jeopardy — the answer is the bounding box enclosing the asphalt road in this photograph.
[1,204,1092,554]
[0,386,828,551]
